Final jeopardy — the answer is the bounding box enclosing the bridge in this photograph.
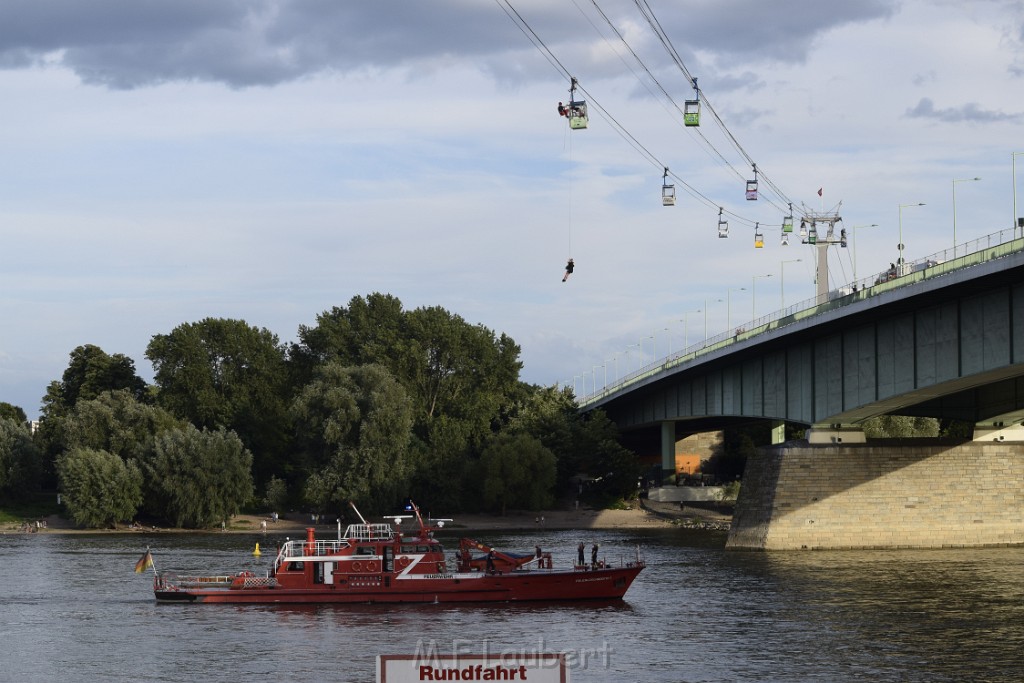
[576,228,1024,550]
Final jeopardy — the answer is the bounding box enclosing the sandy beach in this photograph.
[5,499,731,535]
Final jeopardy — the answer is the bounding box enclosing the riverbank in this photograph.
[2,496,732,534]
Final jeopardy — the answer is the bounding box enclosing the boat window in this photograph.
[356,546,375,556]
[401,545,416,554]
[288,562,304,571]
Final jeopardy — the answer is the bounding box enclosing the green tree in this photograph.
[0,418,42,499]
[146,425,254,529]
[292,363,413,514]
[862,415,940,438]
[0,402,28,424]
[479,432,556,514]
[292,293,407,380]
[56,447,143,528]
[146,318,291,483]
[41,344,148,418]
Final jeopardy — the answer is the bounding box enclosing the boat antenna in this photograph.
[348,500,368,525]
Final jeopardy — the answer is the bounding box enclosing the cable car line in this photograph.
[496,0,797,233]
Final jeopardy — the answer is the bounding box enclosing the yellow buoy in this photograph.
[253,543,261,557]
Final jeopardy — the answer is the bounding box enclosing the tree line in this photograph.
[0,293,639,528]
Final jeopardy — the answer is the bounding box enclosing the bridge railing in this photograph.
[577,227,1024,407]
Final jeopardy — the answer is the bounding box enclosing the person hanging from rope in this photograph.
[562,258,574,282]
[557,101,569,117]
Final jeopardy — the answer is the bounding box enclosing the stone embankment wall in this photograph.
[727,441,1023,550]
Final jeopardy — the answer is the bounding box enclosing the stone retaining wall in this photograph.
[727,441,1024,550]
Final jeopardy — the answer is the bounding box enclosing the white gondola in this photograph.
[781,232,790,246]
[799,219,808,238]
[746,163,758,200]
[717,208,728,238]
[662,168,675,206]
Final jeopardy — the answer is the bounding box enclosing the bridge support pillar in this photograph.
[805,424,866,445]
[660,421,675,476]
[727,440,1024,550]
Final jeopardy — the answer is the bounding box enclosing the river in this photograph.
[2,527,1021,682]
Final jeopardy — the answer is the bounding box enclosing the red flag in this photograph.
[817,188,823,197]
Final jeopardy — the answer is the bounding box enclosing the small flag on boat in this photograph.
[134,549,154,573]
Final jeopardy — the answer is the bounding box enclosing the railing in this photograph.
[577,227,1024,407]
[280,539,351,558]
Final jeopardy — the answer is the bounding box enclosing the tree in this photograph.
[145,425,254,528]
[146,318,291,483]
[292,293,407,380]
[41,344,148,418]
[292,363,413,514]
[479,432,556,514]
[56,447,143,528]
[862,415,940,438]
[0,402,28,424]
[0,418,42,499]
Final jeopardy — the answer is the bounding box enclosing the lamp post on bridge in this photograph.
[780,259,801,309]
[850,224,878,281]
[898,202,925,274]
[703,297,722,343]
[682,308,701,349]
[726,288,745,332]
[1014,152,1024,237]
[953,177,980,250]
[751,274,772,321]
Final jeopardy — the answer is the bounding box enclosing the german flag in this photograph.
[134,549,154,574]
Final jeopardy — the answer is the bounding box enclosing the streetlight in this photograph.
[682,308,701,349]
[726,287,745,331]
[780,259,801,309]
[953,177,981,249]
[898,202,925,273]
[703,297,721,343]
[850,224,878,281]
[1013,152,1024,236]
[751,274,772,321]
[605,356,617,384]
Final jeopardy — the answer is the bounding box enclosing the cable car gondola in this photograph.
[745,163,758,201]
[807,222,818,245]
[684,77,700,127]
[661,168,675,206]
[754,223,764,249]
[717,207,728,238]
[783,205,794,233]
[567,77,588,130]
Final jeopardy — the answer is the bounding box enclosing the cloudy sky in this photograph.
[1,0,1022,418]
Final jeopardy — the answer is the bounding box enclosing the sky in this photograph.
[1,0,1023,419]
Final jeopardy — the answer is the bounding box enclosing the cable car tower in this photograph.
[800,204,847,299]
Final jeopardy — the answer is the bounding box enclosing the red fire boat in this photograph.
[152,501,644,604]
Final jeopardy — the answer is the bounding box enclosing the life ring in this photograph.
[351,561,362,572]
[367,561,379,572]
[397,557,410,569]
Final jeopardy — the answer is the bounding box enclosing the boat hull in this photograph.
[155,565,643,605]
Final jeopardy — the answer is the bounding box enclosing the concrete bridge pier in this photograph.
[727,440,1024,550]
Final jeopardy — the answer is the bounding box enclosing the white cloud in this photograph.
[0,0,1022,417]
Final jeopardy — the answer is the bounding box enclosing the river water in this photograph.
[2,527,1021,682]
